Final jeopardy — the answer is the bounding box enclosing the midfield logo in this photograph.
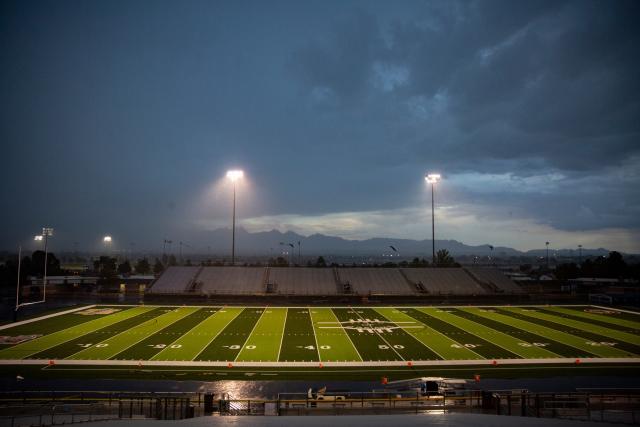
[318,318,423,334]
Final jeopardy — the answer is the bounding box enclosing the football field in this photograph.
[1,305,639,367]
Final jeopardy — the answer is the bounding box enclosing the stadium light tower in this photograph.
[40,227,53,301]
[425,173,441,266]
[226,169,244,265]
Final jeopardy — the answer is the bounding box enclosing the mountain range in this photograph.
[176,227,611,258]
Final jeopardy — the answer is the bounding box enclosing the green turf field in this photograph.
[0,305,639,365]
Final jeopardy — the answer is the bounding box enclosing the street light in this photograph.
[425,173,441,266]
[226,169,244,265]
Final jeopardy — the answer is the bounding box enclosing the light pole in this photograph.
[38,227,53,301]
[545,241,550,269]
[578,244,583,265]
[226,170,244,265]
[425,173,441,266]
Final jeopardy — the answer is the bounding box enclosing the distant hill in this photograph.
[178,227,611,257]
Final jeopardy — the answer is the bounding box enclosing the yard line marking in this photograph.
[407,307,485,360]
[276,308,288,362]
[67,307,196,360]
[349,306,404,361]
[0,306,149,360]
[309,307,364,361]
[309,307,322,363]
[191,308,243,361]
[418,308,525,359]
[233,308,266,362]
[105,307,200,360]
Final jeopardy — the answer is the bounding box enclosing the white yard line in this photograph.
[275,308,288,362]
[150,308,220,361]
[4,357,639,368]
[349,307,404,361]
[318,308,364,362]
[191,308,243,361]
[420,308,561,360]
[308,307,322,363]
[233,308,267,362]
[0,305,96,331]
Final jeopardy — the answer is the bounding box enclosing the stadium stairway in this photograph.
[263,267,277,293]
[187,266,205,292]
[398,269,427,294]
[462,268,500,293]
[333,267,351,294]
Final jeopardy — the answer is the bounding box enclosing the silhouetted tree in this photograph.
[315,256,327,268]
[434,249,457,267]
[118,260,132,276]
[153,258,164,274]
[135,258,151,275]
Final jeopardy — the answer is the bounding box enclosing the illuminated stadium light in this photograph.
[425,173,441,184]
[103,236,112,243]
[226,169,244,182]
[34,235,43,241]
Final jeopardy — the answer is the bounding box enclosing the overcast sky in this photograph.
[2,0,639,253]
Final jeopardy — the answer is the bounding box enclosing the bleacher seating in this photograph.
[149,266,200,293]
[149,266,521,297]
[269,268,337,295]
[401,268,487,295]
[465,268,522,293]
[337,268,413,295]
[197,267,265,294]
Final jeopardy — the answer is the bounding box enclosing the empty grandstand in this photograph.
[148,266,200,293]
[337,268,413,295]
[196,267,265,294]
[400,268,486,295]
[465,267,522,293]
[268,267,336,295]
[148,266,520,297]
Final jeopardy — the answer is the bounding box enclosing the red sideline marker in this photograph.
[48,360,55,366]
[227,362,233,368]
[575,359,581,364]
[407,361,413,367]
[491,360,498,366]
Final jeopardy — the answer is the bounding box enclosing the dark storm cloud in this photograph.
[288,0,640,233]
[1,0,638,251]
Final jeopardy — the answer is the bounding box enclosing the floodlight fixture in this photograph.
[103,236,112,243]
[226,170,244,182]
[34,235,43,241]
[425,173,441,184]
